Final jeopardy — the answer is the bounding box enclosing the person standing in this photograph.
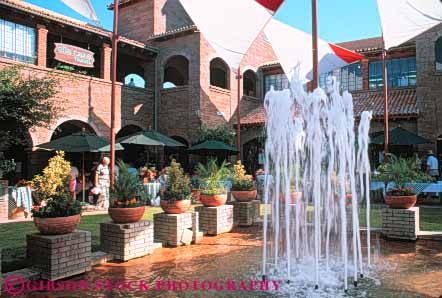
[426,150,439,180]
[95,157,110,209]
[69,165,79,200]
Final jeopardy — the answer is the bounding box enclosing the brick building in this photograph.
[1,0,441,178]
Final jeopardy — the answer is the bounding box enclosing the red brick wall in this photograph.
[0,58,154,172]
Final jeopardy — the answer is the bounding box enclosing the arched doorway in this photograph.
[116,125,144,167]
[2,130,33,181]
[49,120,100,184]
[210,58,230,89]
[163,55,189,88]
[243,69,257,97]
[165,136,189,171]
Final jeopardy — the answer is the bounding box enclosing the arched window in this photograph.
[124,74,146,88]
[243,70,257,97]
[436,36,442,71]
[210,58,230,89]
[51,120,95,140]
[163,55,189,88]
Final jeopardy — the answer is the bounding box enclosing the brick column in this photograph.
[361,58,370,90]
[100,43,112,81]
[0,181,8,222]
[36,24,48,67]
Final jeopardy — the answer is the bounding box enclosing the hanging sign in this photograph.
[54,43,95,68]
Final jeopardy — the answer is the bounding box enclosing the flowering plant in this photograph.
[161,159,191,201]
[140,166,157,181]
[231,161,255,191]
[31,151,71,201]
[31,193,82,218]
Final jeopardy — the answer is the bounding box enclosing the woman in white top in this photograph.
[95,157,110,209]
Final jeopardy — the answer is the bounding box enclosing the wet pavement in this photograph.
[3,226,442,298]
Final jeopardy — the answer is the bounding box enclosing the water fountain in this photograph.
[261,74,373,292]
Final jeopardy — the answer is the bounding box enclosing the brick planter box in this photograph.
[195,205,233,235]
[232,200,260,226]
[100,220,154,261]
[381,207,420,241]
[154,212,201,247]
[26,230,92,280]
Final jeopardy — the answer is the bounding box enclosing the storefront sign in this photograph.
[54,43,94,68]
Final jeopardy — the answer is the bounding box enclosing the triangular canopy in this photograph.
[118,130,186,147]
[187,140,238,155]
[370,127,431,145]
[377,0,442,50]
[37,132,124,152]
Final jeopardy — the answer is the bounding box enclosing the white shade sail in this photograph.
[60,0,99,24]
[377,0,442,50]
[179,0,284,68]
[265,19,364,81]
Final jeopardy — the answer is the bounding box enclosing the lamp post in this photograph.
[311,0,319,89]
[110,0,119,186]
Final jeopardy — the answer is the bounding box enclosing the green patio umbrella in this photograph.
[370,127,431,146]
[118,130,185,147]
[187,140,238,155]
[37,132,124,201]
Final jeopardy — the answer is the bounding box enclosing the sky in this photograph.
[25,0,382,43]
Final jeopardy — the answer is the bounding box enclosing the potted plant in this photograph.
[196,159,231,207]
[160,159,192,214]
[230,161,256,202]
[109,160,146,223]
[31,151,82,235]
[377,155,433,209]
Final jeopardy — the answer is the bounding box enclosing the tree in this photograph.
[192,125,236,145]
[0,66,60,148]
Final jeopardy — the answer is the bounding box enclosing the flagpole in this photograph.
[382,38,389,162]
[236,67,242,160]
[311,0,319,89]
[110,0,119,187]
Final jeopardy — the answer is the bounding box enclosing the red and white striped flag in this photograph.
[377,0,442,50]
[179,0,284,68]
[265,19,364,81]
[60,0,99,24]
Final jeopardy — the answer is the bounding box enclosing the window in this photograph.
[369,57,416,89]
[264,73,289,93]
[319,62,362,92]
[243,70,257,97]
[0,19,36,64]
[210,58,230,89]
[436,37,442,71]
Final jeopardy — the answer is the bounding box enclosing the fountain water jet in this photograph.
[262,75,372,291]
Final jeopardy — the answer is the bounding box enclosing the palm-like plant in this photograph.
[196,159,231,195]
[110,160,144,208]
[377,154,433,196]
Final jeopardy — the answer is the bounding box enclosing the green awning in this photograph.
[118,130,185,147]
[37,132,124,152]
[370,127,431,145]
[187,140,238,155]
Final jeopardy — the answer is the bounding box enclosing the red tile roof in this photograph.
[238,88,418,126]
[337,37,383,53]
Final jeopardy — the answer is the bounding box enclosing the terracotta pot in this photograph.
[232,190,257,202]
[108,206,145,223]
[34,214,81,235]
[160,199,191,214]
[200,193,227,207]
[191,189,201,200]
[279,191,302,204]
[385,195,417,209]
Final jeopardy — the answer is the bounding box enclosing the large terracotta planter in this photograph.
[34,214,81,235]
[385,195,417,209]
[160,199,191,214]
[108,206,145,223]
[200,193,227,207]
[231,190,257,202]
